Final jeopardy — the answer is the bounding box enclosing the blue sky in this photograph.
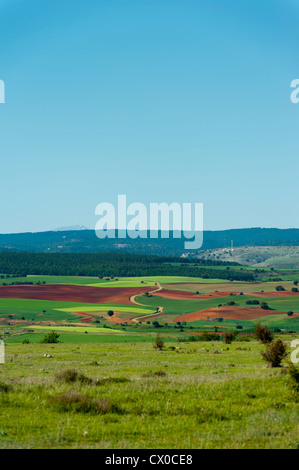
[0,0,298,233]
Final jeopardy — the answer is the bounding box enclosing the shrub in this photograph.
[40,331,60,344]
[254,322,274,344]
[153,333,164,350]
[95,377,130,385]
[201,333,220,341]
[291,287,298,293]
[142,370,167,378]
[261,339,288,367]
[22,338,30,344]
[275,285,285,291]
[0,382,13,393]
[287,311,294,316]
[222,332,235,344]
[287,363,299,397]
[107,310,114,316]
[50,391,117,414]
[54,369,92,385]
[260,302,270,310]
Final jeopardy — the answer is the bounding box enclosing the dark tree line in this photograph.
[0,252,255,282]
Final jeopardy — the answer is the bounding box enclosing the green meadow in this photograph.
[0,336,298,449]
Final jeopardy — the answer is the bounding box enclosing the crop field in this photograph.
[1,271,299,340]
[0,269,299,449]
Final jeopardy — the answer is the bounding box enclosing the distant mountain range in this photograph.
[1,227,299,257]
[53,225,89,232]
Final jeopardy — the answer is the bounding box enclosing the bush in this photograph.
[107,310,114,316]
[254,322,274,344]
[288,363,299,397]
[95,376,130,386]
[246,300,260,305]
[287,311,294,316]
[260,302,270,310]
[54,369,92,385]
[261,339,288,367]
[50,391,117,414]
[222,332,235,344]
[0,382,13,393]
[40,331,60,344]
[22,338,30,344]
[275,285,285,291]
[142,370,167,378]
[291,287,298,293]
[198,333,220,342]
[153,333,164,350]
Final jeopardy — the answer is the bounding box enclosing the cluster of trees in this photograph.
[0,253,255,281]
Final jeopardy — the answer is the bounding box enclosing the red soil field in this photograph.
[174,306,287,323]
[247,291,299,298]
[152,289,238,300]
[71,311,129,324]
[163,282,261,291]
[0,284,150,305]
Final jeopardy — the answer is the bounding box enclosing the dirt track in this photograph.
[130,281,164,322]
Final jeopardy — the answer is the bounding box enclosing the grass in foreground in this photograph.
[0,336,298,449]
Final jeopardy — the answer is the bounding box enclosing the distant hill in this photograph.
[53,225,89,231]
[196,245,299,268]
[0,227,299,257]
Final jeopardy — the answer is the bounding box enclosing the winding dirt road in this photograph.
[129,281,164,323]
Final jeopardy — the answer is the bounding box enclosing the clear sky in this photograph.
[0,0,298,233]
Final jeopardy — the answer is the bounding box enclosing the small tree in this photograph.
[222,332,235,344]
[40,331,60,344]
[260,302,270,310]
[153,333,164,350]
[287,311,294,317]
[261,339,288,367]
[291,287,298,293]
[107,310,114,317]
[254,322,274,344]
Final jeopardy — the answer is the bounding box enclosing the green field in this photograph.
[0,298,156,324]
